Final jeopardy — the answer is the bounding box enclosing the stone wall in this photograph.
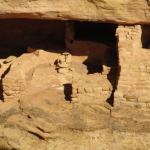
[114,25,150,109]
[71,68,112,104]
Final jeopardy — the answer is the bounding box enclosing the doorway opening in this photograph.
[63,83,72,102]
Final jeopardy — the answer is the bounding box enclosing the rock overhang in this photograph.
[0,0,149,24]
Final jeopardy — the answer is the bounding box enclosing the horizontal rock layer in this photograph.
[0,0,149,24]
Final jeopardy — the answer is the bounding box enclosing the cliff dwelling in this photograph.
[0,1,150,150]
[0,19,119,105]
[0,19,149,106]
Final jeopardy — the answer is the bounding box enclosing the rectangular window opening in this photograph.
[142,25,150,49]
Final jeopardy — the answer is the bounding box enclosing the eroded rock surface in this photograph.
[0,0,149,24]
[0,4,149,149]
[0,39,149,149]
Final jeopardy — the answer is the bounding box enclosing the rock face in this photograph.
[0,1,149,150]
[0,0,149,24]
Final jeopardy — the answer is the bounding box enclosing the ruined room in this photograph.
[0,1,150,150]
[0,19,119,104]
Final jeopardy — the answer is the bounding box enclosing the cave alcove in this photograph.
[73,21,118,74]
[0,19,66,58]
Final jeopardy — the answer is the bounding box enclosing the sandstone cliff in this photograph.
[0,1,149,150]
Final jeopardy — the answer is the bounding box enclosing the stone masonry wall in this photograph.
[114,25,150,109]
